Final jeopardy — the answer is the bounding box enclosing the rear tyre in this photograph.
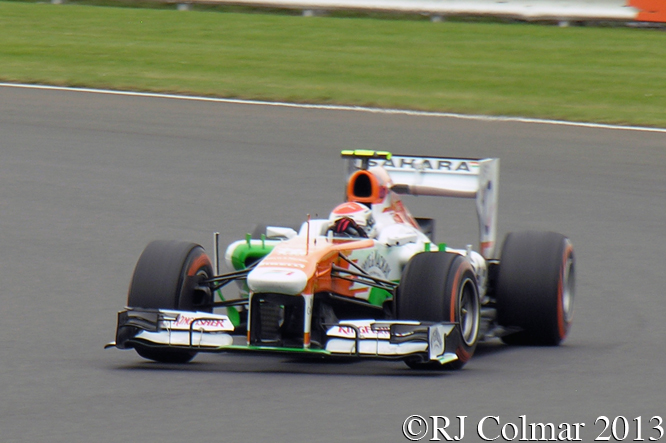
[125,240,214,363]
[396,252,480,370]
[496,231,575,346]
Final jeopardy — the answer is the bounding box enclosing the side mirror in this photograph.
[266,226,298,240]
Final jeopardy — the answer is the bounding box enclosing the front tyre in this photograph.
[125,240,214,363]
[496,231,575,346]
[396,252,480,370]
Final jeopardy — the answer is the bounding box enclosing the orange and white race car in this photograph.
[107,150,575,370]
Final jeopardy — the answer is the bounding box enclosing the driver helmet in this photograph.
[329,202,376,238]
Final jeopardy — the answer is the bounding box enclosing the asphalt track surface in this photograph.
[1,84,665,443]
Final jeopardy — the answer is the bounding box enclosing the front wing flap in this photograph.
[324,320,459,364]
[107,309,459,365]
[107,308,236,350]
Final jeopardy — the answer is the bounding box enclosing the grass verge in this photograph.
[1,1,665,127]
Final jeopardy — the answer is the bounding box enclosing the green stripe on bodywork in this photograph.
[219,344,331,355]
[229,240,275,270]
[226,306,241,326]
[367,287,394,307]
[215,289,241,326]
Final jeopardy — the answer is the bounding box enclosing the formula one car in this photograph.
[107,150,575,370]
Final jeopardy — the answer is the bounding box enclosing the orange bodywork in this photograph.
[628,0,666,22]
[345,169,390,204]
[255,235,375,297]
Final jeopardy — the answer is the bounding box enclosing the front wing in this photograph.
[107,308,461,365]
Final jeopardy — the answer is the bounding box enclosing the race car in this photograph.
[106,150,575,370]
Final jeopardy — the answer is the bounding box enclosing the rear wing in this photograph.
[342,151,499,259]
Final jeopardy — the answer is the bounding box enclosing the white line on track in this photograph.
[3,82,665,134]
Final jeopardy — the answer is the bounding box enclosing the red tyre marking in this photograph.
[450,261,473,362]
[188,252,212,276]
[449,265,462,322]
[457,347,471,363]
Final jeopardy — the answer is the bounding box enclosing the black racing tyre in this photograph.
[126,240,214,363]
[396,252,480,370]
[495,231,575,346]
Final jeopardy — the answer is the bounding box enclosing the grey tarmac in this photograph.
[1,85,665,443]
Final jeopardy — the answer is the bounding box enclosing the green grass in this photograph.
[1,1,665,127]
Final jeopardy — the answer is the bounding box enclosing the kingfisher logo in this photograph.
[172,314,231,331]
[368,156,479,173]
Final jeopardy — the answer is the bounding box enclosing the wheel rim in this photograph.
[191,269,212,309]
[459,277,480,346]
[562,256,575,323]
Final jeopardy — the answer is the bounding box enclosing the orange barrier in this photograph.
[629,0,666,22]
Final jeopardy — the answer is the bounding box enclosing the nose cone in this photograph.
[247,267,308,295]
